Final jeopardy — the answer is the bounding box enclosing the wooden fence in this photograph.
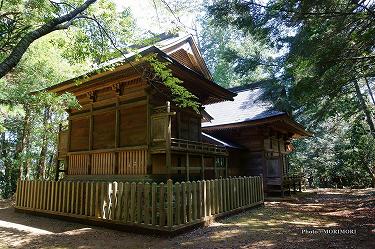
[15,176,264,233]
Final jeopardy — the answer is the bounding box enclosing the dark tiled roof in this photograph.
[202,132,243,149]
[202,86,285,128]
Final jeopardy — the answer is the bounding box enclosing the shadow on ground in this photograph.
[0,188,374,249]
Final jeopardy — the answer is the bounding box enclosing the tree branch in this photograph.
[0,0,97,79]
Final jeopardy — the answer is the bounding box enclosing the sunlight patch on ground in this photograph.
[325,210,354,216]
[242,240,276,248]
[210,228,244,240]
[0,220,52,235]
[0,230,32,248]
[62,227,93,236]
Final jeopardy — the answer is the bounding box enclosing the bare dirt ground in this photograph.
[0,188,374,249]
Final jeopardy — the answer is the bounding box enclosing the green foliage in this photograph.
[0,32,83,198]
[146,54,200,112]
[0,0,136,64]
[206,0,375,187]
[198,11,278,89]
[290,119,374,188]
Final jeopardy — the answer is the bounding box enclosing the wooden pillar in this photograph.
[88,104,93,175]
[214,156,217,179]
[114,101,120,175]
[166,101,172,179]
[114,101,120,148]
[176,112,181,138]
[146,95,152,174]
[201,154,205,180]
[55,124,62,181]
[225,157,228,178]
[186,153,190,181]
[66,115,72,176]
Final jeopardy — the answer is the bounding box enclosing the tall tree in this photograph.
[207,0,375,186]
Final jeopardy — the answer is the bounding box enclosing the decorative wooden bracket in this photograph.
[87,91,96,102]
[112,83,122,96]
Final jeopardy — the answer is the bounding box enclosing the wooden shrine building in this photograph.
[49,35,310,195]
[202,85,311,195]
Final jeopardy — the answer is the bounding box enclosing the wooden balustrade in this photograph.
[15,176,264,233]
[170,138,228,155]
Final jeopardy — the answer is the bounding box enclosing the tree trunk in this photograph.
[15,106,31,179]
[353,80,375,137]
[36,107,50,179]
[0,0,97,78]
[23,107,32,180]
[363,161,375,188]
[46,153,54,180]
[364,77,375,105]
[0,132,11,197]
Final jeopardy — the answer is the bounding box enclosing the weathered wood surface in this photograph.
[15,176,264,232]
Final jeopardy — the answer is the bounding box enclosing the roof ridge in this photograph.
[227,82,263,93]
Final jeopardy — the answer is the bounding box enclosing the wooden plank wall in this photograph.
[91,152,115,175]
[68,155,89,175]
[118,149,147,175]
[68,149,147,176]
[15,176,264,232]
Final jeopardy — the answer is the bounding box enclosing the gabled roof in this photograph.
[202,85,311,137]
[42,34,235,104]
[203,86,285,127]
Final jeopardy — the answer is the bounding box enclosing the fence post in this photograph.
[207,180,211,216]
[136,182,143,223]
[260,175,265,202]
[144,182,150,225]
[90,181,95,217]
[181,182,187,224]
[175,182,181,225]
[215,179,220,214]
[111,182,118,220]
[187,181,192,222]
[151,182,157,226]
[159,182,165,226]
[124,182,130,222]
[197,181,202,218]
[130,182,136,222]
[167,179,173,228]
[202,180,207,217]
[67,181,71,213]
[192,181,197,220]
[95,182,100,218]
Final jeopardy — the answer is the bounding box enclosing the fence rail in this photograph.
[15,176,264,232]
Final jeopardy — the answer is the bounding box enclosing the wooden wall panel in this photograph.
[118,149,147,175]
[91,152,115,175]
[68,155,89,175]
[151,117,166,141]
[93,111,115,150]
[189,118,199,141]
[151,154,167,174]
[120,105,147,146]
[179,112,200,141]
[70,118,89,151]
